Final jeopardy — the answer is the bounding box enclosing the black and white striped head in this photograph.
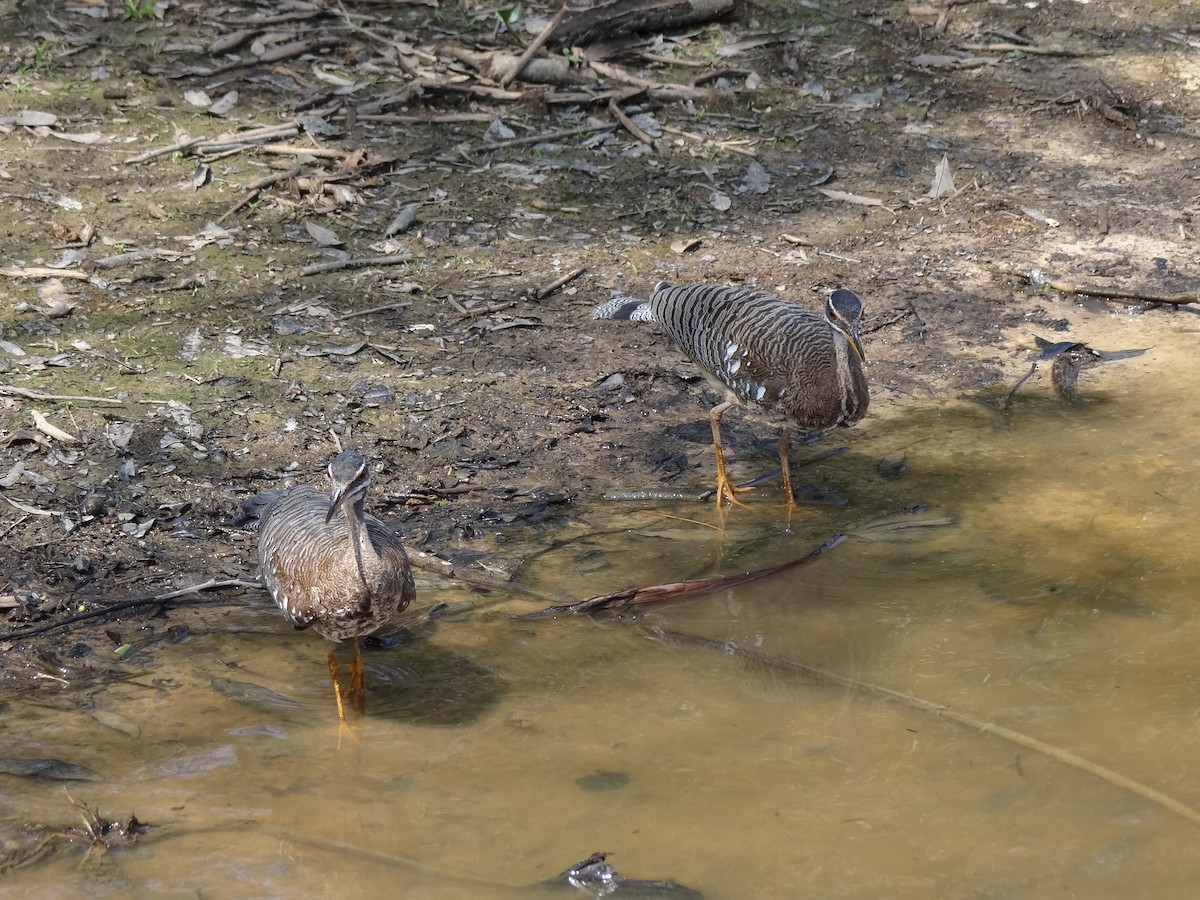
[325,450,370,524]
[825,288,866,362]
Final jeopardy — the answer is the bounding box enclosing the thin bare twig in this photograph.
[534,266,586,299]
[337,301,413,320]
[960,41,1108,57]
[124,137,202,165]
[217,165,301,223]
[608,100,656,147]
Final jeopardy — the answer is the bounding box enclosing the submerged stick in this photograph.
[1,579,261,639]
[650,627,1200,829]
[512,532,845,619]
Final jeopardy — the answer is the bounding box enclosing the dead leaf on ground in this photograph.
[927,154,956,198]
[304,220,344,247]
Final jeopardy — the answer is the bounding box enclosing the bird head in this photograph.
[325,450,370,524]
[826,288,866,362]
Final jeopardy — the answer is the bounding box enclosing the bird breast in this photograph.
[257,485,414,642]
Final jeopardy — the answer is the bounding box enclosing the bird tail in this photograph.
[232,490,286,529]
[593,295,655,322]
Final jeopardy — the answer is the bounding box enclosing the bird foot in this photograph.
[715,476,754,510]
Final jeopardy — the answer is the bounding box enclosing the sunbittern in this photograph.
[257,450,414,720]
[594,281,869,508]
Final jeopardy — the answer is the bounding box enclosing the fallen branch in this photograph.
[337,301,413,320]
[1045,280,1197,305]
[0,385,123,404]
[550,0,734,47]
[650,627,1200,829]
[94,249,190,269]
[301,254,412,276]
[256,144,345,159]
[534,266,586,299]
[512,532,845,619]
[480,122,618,152]
[124,137,202,165]
[608,100,656,147]
[0,266,91,281]
[500,6,569,88]
[1000,269,1198,305]
[960,41,1108,57]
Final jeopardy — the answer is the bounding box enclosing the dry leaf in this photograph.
[927,154,956,198]
[671,237,702,254]
[208,91,239,117]
[305,220,344,247]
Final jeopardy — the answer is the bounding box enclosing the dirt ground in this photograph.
[0,0,1197,670]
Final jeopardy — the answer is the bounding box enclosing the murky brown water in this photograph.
[5,320,1200,898]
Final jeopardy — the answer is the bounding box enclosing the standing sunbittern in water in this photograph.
[594,281,869,509]
[257,450,415,720]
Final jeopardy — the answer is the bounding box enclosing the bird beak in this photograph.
[845,328,866,363]
[325,486,351,524]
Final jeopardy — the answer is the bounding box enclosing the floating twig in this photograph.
[512,532,845,619]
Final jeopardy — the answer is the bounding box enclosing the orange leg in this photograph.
[709,401,751,509]
[346,638,367,714]
[778,427,797,528]
[327,648,348,722]
[778,428,796,506]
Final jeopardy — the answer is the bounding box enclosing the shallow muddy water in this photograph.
[4,325,1200,899]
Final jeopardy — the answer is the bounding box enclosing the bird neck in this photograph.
[342,496,377,587]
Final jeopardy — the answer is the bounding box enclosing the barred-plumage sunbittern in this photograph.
[257,450,414,720]
[594,281,869,508]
